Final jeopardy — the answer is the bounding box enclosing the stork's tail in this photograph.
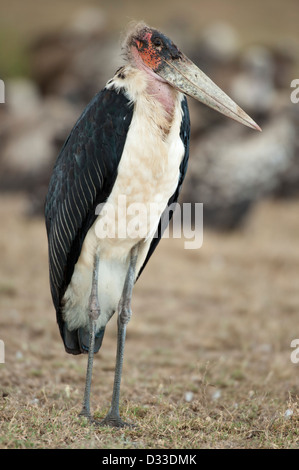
[62,323,105,355]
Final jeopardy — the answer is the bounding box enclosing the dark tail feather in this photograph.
[62,323,105,355]
[78,326,105,354]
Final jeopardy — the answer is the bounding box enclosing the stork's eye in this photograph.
[135,39,143,49]
[153,38,163,48]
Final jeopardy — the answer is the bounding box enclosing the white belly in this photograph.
[62,91,185,333]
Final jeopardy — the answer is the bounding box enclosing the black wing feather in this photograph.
[138,96,190,277]
[45,87,133,343]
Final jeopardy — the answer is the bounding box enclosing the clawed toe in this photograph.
[96,413,135,428]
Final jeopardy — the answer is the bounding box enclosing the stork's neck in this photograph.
[130,47,176,120]
[145,74,176,119]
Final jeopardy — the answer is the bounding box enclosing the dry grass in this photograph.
[0,194,299,448]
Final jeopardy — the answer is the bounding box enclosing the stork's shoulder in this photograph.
[105,65,149,103]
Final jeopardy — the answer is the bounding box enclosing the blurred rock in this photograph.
[0,8,116,215]
[181,37,299,230]
[195,22,239,65]
[230,45,276,118]
[0,77,79,214]
[29,7,118,106]
[212,389,222,401]
[184,391,194,402]
[65,7,107,35]
[284,408,293,420]
[182,103,297,230]
[273,104,299,198]
[0,16,298,226]
[188,23,241,136]
[272,41,297,90]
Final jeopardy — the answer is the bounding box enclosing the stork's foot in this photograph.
[98,412,134,428]
[78,407,92,421]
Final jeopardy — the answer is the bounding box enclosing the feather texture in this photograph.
[45,87,134,351]
[45,75,190,355]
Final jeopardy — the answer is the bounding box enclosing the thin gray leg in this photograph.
[79,253,100,419]
[100,243,139,427]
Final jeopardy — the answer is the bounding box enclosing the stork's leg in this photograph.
[100,243,139,427]
[79,253,100,420]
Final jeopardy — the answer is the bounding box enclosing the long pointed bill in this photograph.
[157,54,261,131]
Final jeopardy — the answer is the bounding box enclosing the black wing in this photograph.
[138,96,190,277]
[45,86,133,339]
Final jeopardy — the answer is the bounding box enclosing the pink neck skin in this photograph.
[130,46,176,119]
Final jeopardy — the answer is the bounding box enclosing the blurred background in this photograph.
[0,0,298,225]
[0,0,299,448]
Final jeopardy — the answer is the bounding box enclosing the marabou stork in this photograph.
[45,22,260,427]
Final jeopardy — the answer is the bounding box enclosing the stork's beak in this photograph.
[157,54,261,131]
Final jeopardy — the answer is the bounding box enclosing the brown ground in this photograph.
[0,193,299,448]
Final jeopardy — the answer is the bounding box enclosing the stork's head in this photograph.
[125,23,261,131]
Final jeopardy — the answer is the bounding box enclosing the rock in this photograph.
[0,78,79,214]
[182,103,297,230]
